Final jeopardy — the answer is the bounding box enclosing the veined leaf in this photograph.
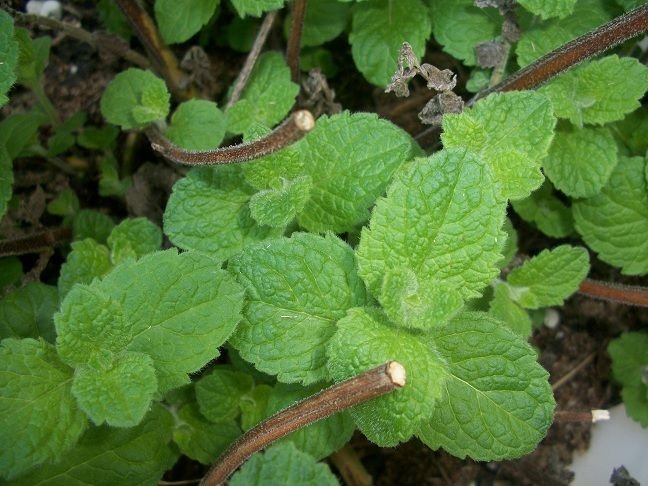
[155,0,220,44]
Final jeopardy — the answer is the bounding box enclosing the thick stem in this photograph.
[578,278,648,307]
[474,4,648,101]
[148,110,315,165]
[286,0,307,84]
[200,361,406,486]
[225,10,278,109]
[0,227,72,257]
[554,409,610,423]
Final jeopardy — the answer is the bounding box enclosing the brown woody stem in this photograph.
[578,278,648,307]
[475,4,648,101]
[554,409,610,423]
[149,110,315,165]
[0,227,72,257]
[286,0,307,83]
[200,361,406,486]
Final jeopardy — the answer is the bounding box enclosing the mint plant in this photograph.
[1,1,648,484]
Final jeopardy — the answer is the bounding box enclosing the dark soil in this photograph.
[3,2,647,485]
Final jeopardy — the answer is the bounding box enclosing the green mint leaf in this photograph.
[543,126,618,198]
[489,283,533,338]
[47,188,80,217]
[418,313,555,460]
[0,10,18,107]
[249,175,312,228]
[0,146,12,220]
[240,384,272,431]
[229,0,285,18]
[500,218,518,269]
[14,28,50,89]
[155,0,220,44]
[297,112,417,233]
[0,109,48,159]
[608,332,648,427]
[229,442,339,486]
[165,99,227,150]
[242,143,304,190]
[172,400,241,464]
[0,283,58,342]
[327,307,445,446]
[0,257,23,289]
[71,352,158,427]
[226,52,298,135]
[349,0,431,86]
[611,107,648,156]
[100,68,170,130]
[164,165,281,260]
[430,0,502,66]
[58,238,112,298]
[539,55,648,126]
[442,91,556,200]
[72,209,115,243]
[195,366,254,422]
[230,233,368,384]
[11,404,176,486]
[97,0,133,40]
[516,0,610,67]
[285,0,350,47]
[517,0,577,19]
[357,148,506,302]
[107,217,162,264]
[265,383,355,460]
[98,157,132,198]
[0,338,86,480]
[77,124,119,150]
[506,245,590,309]
[511,181,574,238]
[573,156,648,275]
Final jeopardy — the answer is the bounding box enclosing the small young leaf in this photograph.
[511,181,574,238]
[240,384,272,431]
[573,156,648,275]
[165,99,227,150]
[430,0,502,66]
[107,217,162,264]
[98,157,131,198]
[265,383,355,460]
[47,188,80,217]
[229,0,285,18]
[499,218,518,269]
[0,338,87,480]
[229,442,339,486]
[155,0,220,44]
[164,165,281,260]
[195,366,254,422]
[442,91,556,200]
[229,233,367,384]
[72,209,115,243]
[71,352,158,427]
[506,245,590,309]
[284,0,350,47]
[0,109,48,159]
[517,0,577,19]
[0,283,58,343]
[418,313,555,460]
[227,52,298,135]
[327,307,446,446]
[11,405,176,486]
[77,124,119,150]
[608,332,648,427]
[349,0,431,86]
[0,10,18,107]
[249,175,312,228]
[357,149,506,302]
[14,28,50,88]
[543,126,618,198]
[100,68,170,130]
[296,112,417,233]
[539,56,648,126]
[97,0,133,40]
[488,283,533,338]
[58,238,112,298]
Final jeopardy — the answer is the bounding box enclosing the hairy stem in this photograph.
[0,226,72,257]
[148,110,315,165]
[475,4,648,101]
[286,0,307,84]
[225,10,278,109]
[554,409,610,423]
[200,361,406,486]
[578,278,648,307]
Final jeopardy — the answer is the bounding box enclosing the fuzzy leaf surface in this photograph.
[357,148,506,302]
[107,217,162,264]
[195,366,254,422]
[0,338,87,480]
[14,28,50,88]
[488,283,532,338]
[506,245,590,309]
[242,143,304,190]
[349,0,431,86]
[327,307,445,446]
[230,233,367,384]
[0,283,58,342]
[517,0,577,19]
[164,165,281,260]
[229,442,339,486]
[442,91,556,200]
[165,99,227,150]
[0,10,18,107]
[155,0,219,44]
[608,332,648,426]
[58,238,112,298]
[230,0,285,18]
[539,56,648,126]
[249,176,312,228]
[418,313,555,460]
[296,112,416,233]
[72,209,115,243]
[11,405,176,486]
[543,126,618,198]
[511,182,574,238]
[573,156,648,275]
